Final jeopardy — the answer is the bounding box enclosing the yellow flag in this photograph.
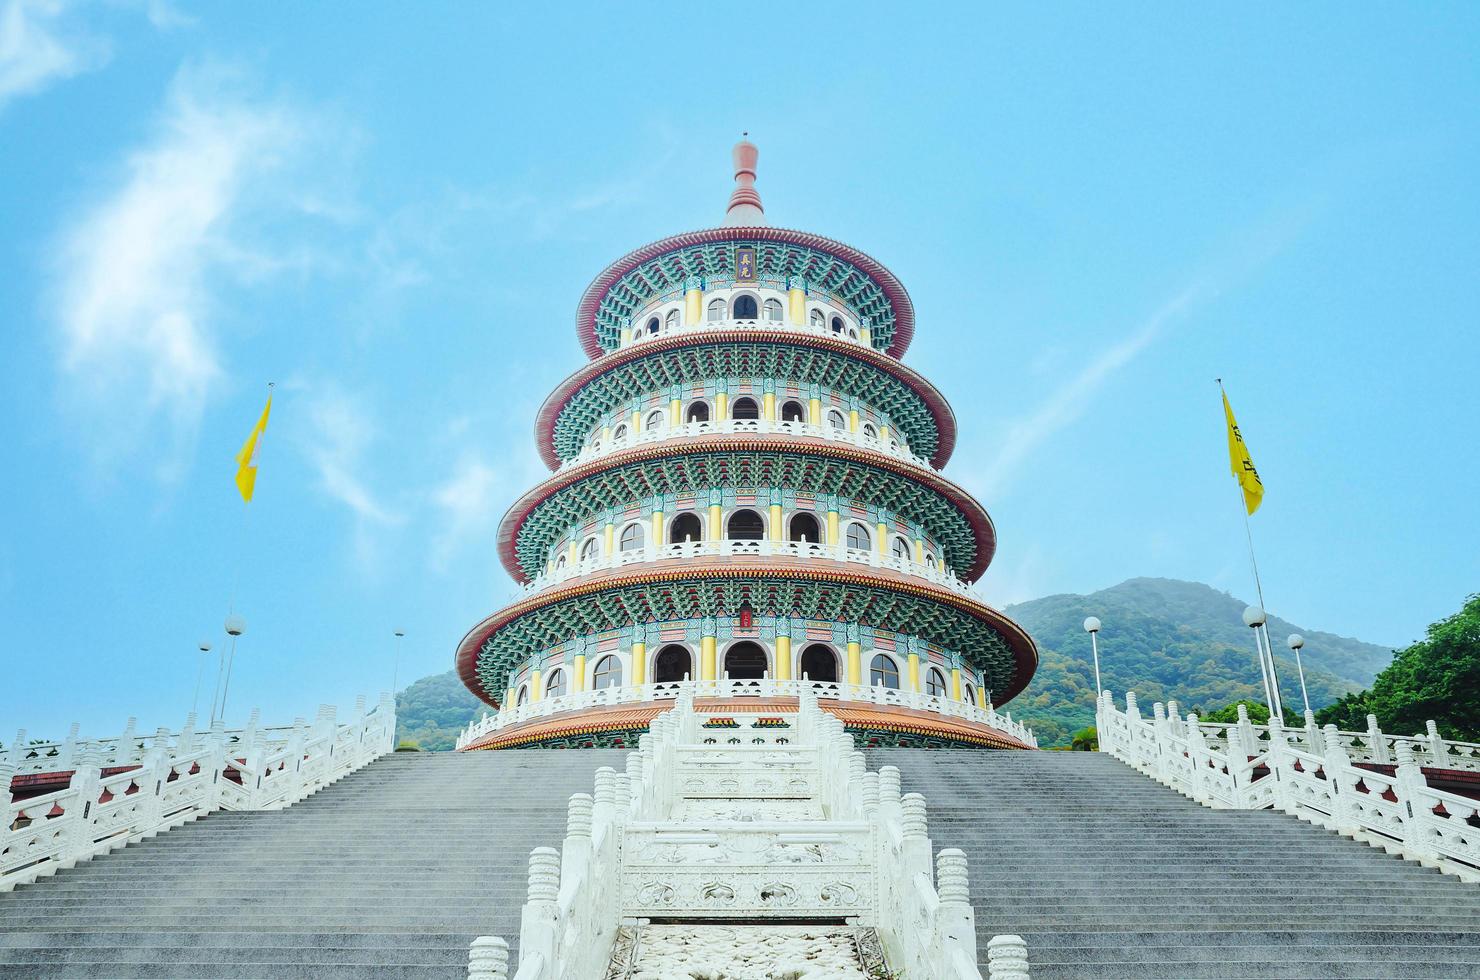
[1222,391,1263,515]
[234,394,272,503]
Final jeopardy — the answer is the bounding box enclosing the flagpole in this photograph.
[215,381,273,726]
[1218,378,1283,719]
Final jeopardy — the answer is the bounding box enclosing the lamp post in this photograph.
[1287,633,1311,715]
[216,614,246,726]
[392,630,406,694]
[1241,606,1282,720]
[191,641,212,720]
[1082,617,1103,700]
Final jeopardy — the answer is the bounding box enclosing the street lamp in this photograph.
[1242,605,1283,721]
[1082,616,1103,700]
[192,641,212,721]
[1287,633,1311,715]
[393,630,406,694]
[214,614,247,726]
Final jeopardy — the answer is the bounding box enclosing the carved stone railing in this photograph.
[615,314,875,355]
[524,535,975,598]
[1098,691,1480,882]
[558,416,933,473]
[456,678,1036,750]
[474,687,989,979]
[2,694,396,891]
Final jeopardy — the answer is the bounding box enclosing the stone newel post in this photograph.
[467,936,510,979]
[519,847,560,968]
[987,934,1030,979]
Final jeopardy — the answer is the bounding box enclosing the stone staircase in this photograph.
[0,750,626,979]
[870,747,1480,979]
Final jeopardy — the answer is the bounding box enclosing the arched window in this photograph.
[809,309,826,329]
[686,401,710,423]
[707,298,727,322]
[546,668,567,698]
[580,538,599,561]
[963,682,976,705]
[925,552,937,569]
[731,396,759,420]
[516,685,529,707]
[781,400,806,423]
[646,316,659,336]
[799,644,839,683]
[593,655,622,690]
[670,512,702,544]
[892,537,912,561]
[646,409,665,430]
[620,523,645,552]
[862,423,878,439]
[611,423,628,441]
[723,641,768,680]
[763,298,783,321]
[789,512,820,544]
[830,316,844,334]
[665,309,680,330]
[555,553,567,569]
[870,654,900,690]
[732,294,758,319]
[727,509,764,541]
[846,522,871,552]
[826,409,847,430]
[926,667,948,697]
[652,644,692,683]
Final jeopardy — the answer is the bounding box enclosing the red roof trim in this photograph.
[534,329,958,470]
[576,226,915,360]
[496,435,996,583]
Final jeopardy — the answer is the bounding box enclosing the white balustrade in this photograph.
[616,314,875,355]
[2,694,396,891]
[456,678,1036,750]
[477,686,989,980]
[1098,691,1480,882]
[559,416,934,473]
[524,535,974,598]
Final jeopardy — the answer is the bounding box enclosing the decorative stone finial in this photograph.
[723,135,766,227]
[526,847,560,903]
[468,935,510,979]
[566,793,593,840]
[901,793,928,840]
[986,934,1030,980]
[936,848,970,905]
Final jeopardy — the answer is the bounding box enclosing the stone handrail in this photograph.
[616,314,875,355]
[558,416,934,473]
[1188,712,1480,774]
[2,694,396,891]
[456,677,1036,750]
[1097,691,1480,882]
[523,536,977,598]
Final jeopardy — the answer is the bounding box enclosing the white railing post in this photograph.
[1366,713,1389,764]
[61,743,103,868]
[518,847,560,972]
[1321,724,1359,834]
[935,848,981,976]
[468,936,510,979]
[1427,720,1452,769]
[987,935,1030,979]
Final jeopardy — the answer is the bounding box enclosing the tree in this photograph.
[1070,727,1098,751]
[1194,700,1301,726]
[1317,594,1480,740]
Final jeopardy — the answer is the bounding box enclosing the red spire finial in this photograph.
[724,135,765,226]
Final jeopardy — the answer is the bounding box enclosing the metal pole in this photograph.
[192,643,211,719]
[1288,634,1311,715]
[219,635,239,724]
[392,630,405,694]
[209,645,226,725]
[1090,631,1102,699]
[1258,622,1284,721]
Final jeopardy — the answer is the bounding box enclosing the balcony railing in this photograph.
[525,537,976,598]
[559,417,932,473]
[616,315,873,353]
[455,677,1037,750]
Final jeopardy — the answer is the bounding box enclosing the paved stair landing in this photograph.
[0,750,626,979]
[869,747,1480,980]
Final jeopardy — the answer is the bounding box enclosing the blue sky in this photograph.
[3,3,1477,739]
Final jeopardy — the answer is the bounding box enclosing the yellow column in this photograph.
[573,655,587,693]
[670,398,681,426]
[848,409,859,433]
[631,642,646,686]
[769,504,783,542]
[826,510,840,547]
[715,391,728,420]
[976,685,987,708]
[531,671,543,703]
[709,503,723,541]
[604,523,615,556]
[685,285,702,324]
[951,667,962,701]
[788,284,806,324]
[763,391,776,420]
[505,687,515,709]
[914,538,925,563]
[859,325,872,346]
[879,424,890,442]
[907,653,921,692]
[567,539,579,565]
[876,522,889,557]
[775,635,792,680]
[701,635,717,681]
[600,424,611,443]
[632,410,643,433]
[808,397,822,425]
[652,508,664,548]
[847,642,862,686]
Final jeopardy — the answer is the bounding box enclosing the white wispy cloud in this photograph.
[301,387,397,528]
[0,0,109,110]
[429,453,500,571]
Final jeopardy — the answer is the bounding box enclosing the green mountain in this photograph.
[395,577,1395,750]
[1009,577,1393,746]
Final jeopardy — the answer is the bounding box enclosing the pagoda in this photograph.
[456,140,1038,752]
